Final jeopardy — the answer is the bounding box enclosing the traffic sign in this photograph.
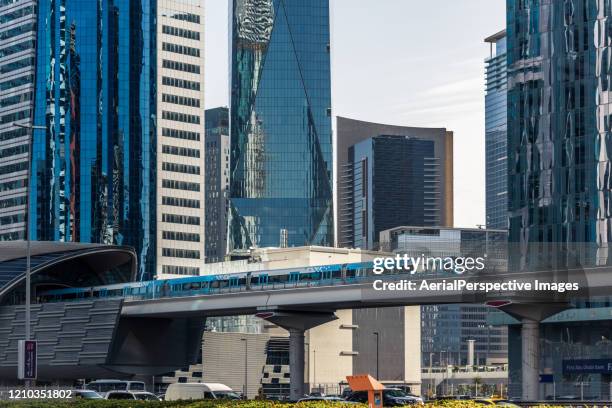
[18,340,37,380]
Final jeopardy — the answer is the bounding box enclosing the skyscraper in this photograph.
[229,0,334,251]
[28,0,158,279]
[0,1,37,242]
[156,2,206,277]
[344,135,442,250]
[506,0,612,398]
[336,117,454,250]
[205,107,230,263]
[484,30,507,230]
[1,1,206,280]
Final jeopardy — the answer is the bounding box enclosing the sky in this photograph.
[204,0,506,229]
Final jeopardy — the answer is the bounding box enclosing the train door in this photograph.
[257,274,269,286]
[289,271,300,285]
[321,270,333,282]
[229,276,240,289]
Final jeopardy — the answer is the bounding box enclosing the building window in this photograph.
[162,144,200,158]
[161,76,200,91]
[162,161,200,175]
[162,248,201,259]
[0,5,34,24]
[162,110,201,124]
[0,195,26,208]
[0,56,34,74]
[162,93,201,108]
[0,91,32,108]
[0,161,27,176]
[162,213,200,225]
[162,230,201,242]
[162,42,200,57]
[162,127,200,141]
[0,74,34,91]
[162,265,200,276]
[162,196,201,209]
[0,109,30,124]
[162,25,200,41]
[0,39,35,58]
[162,179,201,192]
[160,9,201,24]
[162,59,200,74]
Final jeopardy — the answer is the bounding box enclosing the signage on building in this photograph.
[539,374,554,383]
[17,340,37,380]
[563,359,612,374]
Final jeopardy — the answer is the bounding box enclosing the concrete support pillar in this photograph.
[467,339,475,368]
[521,318,540,401]
[289,328,305,401]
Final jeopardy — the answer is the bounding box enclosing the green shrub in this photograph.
[0,399,571,408]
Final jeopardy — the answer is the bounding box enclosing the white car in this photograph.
[165,383,241,401]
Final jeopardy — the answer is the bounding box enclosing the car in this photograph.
[105,391,137,400]
[71,390,104,399]
[85,379,146,395]
[132,392,162,401]
[164,383,241,401]
[347,389,423,406]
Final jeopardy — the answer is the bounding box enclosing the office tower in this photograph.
[11,1,205,280]
[506,1,612,399]
[204,107,229,263]
[28,1,158,279]
[385,226,509,369]
[0,1,37,241]
[156,2,205,277]
[484,30,507,230]
[336,117,454,250]
[229,0,334,251]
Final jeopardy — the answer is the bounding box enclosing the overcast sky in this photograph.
[204,0,506,229]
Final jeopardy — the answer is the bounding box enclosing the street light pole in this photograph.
[373,332,380,380]
[15,122,45,388]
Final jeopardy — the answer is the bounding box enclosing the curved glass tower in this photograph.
[29,0,157,278]
[229,0,334,250]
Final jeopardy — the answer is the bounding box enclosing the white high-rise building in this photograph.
[156,0,206,278]
[0,0,37,242]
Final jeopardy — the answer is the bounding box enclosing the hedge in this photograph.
[0,400,570,408]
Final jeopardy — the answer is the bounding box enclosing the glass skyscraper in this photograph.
[485,30,508,230]
[229,0,333,251]
[506,0,612,398]
[29,0,157,279]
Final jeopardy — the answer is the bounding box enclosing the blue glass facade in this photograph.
[29,0,157,279]
[508,0,612,259]
[229,0,333,250]
[507,0,612,398]
[485,31,508,230]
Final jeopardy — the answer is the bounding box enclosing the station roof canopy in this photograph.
[0,242,137,300]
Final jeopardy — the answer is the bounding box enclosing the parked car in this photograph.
[85,379,146,396]
[132,391,161,401]
[71,390,103,399]
[165,383,241,401]
[105,391,137,400]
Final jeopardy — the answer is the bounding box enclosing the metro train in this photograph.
[39,261,376,302]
